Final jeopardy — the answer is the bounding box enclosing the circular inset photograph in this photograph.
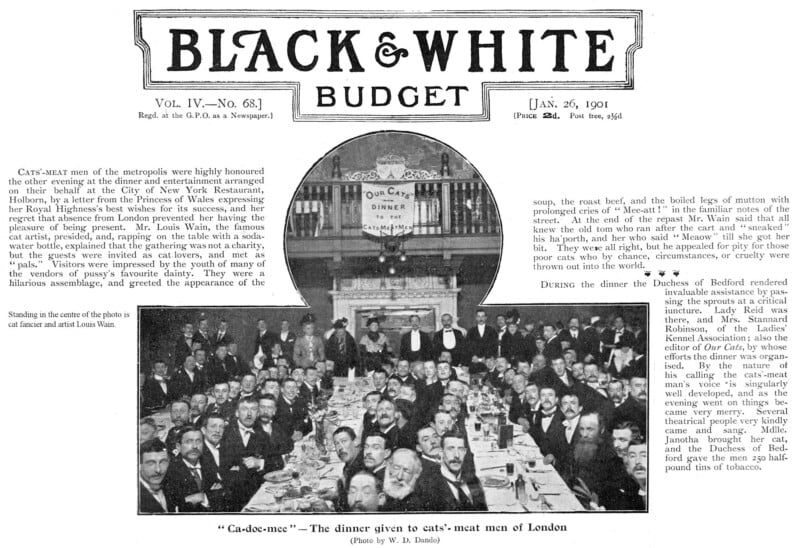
[284,131,502,353]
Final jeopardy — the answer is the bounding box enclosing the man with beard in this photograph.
[362,432,391,482]
[613,374,647,437]
[382,449,425,511]
[530,386,570,468]
[257,395,292,470]
[433,313,466,368]
[419,431,486,511]
[139,439,172,513]
[333,426,363,511]
[219,397,270,511]
[416,426,441,476]
[347,471,385,512]
[162,426,213,512]
[564,412,631,509]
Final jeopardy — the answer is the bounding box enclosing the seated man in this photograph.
[361,432,391,482]
[219,397,271,511]
[415,426,441,476]
[205,382,236,422]
[141,360,171,412]
[189,393,208,426]
[418,431,486,511]
[162,426,213,512]
[332,426,363,511]
[347,471,385,512]
[139,418,157,445]
[139,439,171,513]
[257,394,292,470]
[274,378,312,440]
[200,413,233,512]
[382,449,425,511]
[164,399,191,455]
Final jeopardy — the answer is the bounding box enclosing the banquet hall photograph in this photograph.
[138,303,649,514]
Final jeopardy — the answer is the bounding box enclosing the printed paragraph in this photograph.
[531,195,790,271]
[660,276,789,472]
[7,167,268,289]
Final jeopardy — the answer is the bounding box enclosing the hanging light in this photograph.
[399,251,407,262]
[388,265,396,275]
[378,252,386,263]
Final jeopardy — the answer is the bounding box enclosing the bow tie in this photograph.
[240,427,255,434]
[541,410,556,417]
[444,329,453,332]
[444,476,464,488]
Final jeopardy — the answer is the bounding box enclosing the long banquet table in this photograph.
[243,377,584,512]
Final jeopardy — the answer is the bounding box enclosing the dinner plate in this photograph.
[482,475,511,489]
[263,470,293,483]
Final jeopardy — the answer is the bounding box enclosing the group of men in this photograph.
[140,309,647,513]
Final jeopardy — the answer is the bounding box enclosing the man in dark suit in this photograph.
[168,355,207,400]
[254,319,277,357]
[362,432,391,483]
[399,314,433,362]
[219,397,273,511]
[613,374,647,436]
[173,322,196,373]
[415,426,442,477]
[561,412,631,508]
[199,413,234,511]
[601,316,636,365]
[274,378,312,440]
[139,439,172,513]
[192,318,214,357]
[333,426,363,511]
[579,317,602,361]
[507,373,530,425]
[559,317,582,351]
[212,319,234,351]
[542,324,563,362]
[225,343,248,377]
[162,426,214,512]
[205,381,237,422]
[206,344,236,385]
[530,386,571,468]
[277,319,296,357]
[256,395,293,471]
[433,313,466,368]
[465,309,498,366]
[141,360,171,413]
[418,431,487,511]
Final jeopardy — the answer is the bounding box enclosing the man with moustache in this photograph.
[530,386,570,468]
[592,437,648,511]
[368,398,399,451]
[415,426,441,476]
[162,426,213,512]
[219,397,271,511]
[361,432,392,482]
[164,399,191,455]
[139,439,172,513]
[257,395,292,469]
[419,431,486,511]
[382,449,425,511]
[507,373,530,426]
[347,471,385,513]
[174,322,196,372]
[333,426,363,511]
[199,413,233,511]
[433,313,465,368]
[613,374,647,437]
[564,412,630,509]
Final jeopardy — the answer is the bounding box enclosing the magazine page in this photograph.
[1,0,796,546]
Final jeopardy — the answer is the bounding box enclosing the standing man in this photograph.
[433,313,466,368]
[465,309,498,369]
[400,314,433,362]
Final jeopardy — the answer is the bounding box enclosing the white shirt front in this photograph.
[411,329,421,351]
[442,328,456,349]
